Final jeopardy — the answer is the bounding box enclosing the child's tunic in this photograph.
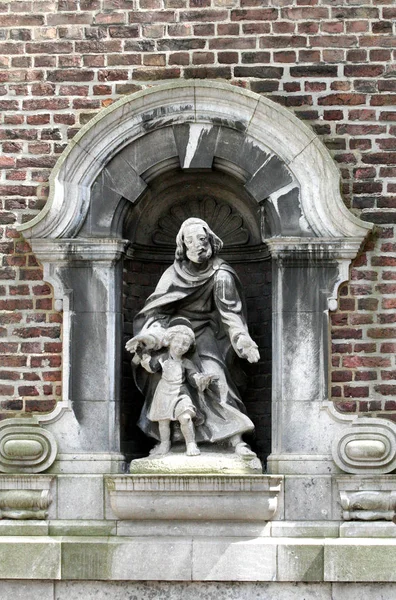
[148,355,197,422]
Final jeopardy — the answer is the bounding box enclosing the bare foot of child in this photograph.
[149,441,171,456]
[186,442,200,456]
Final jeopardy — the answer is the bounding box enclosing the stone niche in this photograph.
[19,81,373,480]
[6,80,396,587]
[120,168,272,462]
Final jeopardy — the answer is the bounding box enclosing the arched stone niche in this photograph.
[19,81,373,475]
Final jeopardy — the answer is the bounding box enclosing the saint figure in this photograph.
[126,217,260,457]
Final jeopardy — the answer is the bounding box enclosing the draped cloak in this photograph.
[133,256,255,443]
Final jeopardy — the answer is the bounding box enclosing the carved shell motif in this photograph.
[152,197,250,247]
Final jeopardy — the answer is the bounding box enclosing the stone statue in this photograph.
[126,217,260,460]
[137,322,216,457]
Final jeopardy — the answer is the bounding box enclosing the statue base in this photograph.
[129,444,263,475]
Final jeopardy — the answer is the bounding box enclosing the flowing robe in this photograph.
[133,257,255,443]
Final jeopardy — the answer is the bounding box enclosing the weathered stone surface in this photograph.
[285,477,332,521]
[0,581,54,600]
[192,538,277,581]
[54,581,333,600]
[324,540,396,582]
[278,543,324,582]
[340,522,396,538]
[106,474,282,522]
[57,475,104,520]
[0,538,60,579]
[129,448,262,475]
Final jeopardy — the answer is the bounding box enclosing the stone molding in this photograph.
[17,81,372,243]
[337,475,396,521]
[0,419,57,474]
[105,474,282,522]
[0,475,54,520]
[332,418,396,475]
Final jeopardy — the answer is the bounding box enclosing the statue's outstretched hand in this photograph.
[125,333,156,354]
[194,373,218,392]
[235,335,260,363]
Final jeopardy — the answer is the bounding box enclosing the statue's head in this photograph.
[175,218,223,264]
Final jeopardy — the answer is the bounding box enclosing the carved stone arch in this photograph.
[18,81,373,475]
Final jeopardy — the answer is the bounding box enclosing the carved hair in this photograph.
[163,325,195,349]
[175,218,223,261]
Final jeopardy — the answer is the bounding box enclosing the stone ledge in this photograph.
[105,474,282,521]
[0,536,395,581]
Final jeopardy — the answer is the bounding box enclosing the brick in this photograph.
[375,385,396,396]
[344,64,385,78]
[343,356,391,368]
[179,9,228,22]
[184,66,231,79]
[344,385,369,398]
[157,39,205,51]
[231,8,278,20]
[259,36,307,49]
[234,66,283,78]
[355,372,377,382]
[332,328,362,340]
[309,35,357,48]
[332,371,352,382]
[133,67,181,80]
[242,22,270,34]
[192,52,215,65]
[210,37,256,49]
[0,385,14,395]
[354,343,376,353]
[290,65,337,77]
[318,94,366,106]
[109,25,139,37]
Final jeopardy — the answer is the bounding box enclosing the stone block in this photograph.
[111,538,193,580]
[61,539,111,580]
[340,521,396,538]
[277,542,324,582]
[62,537,192,580]
[332,583,396,600]
[215,127,269,177]
[0,520,49,536]
[117,520,272,538]
[324,540,396,581]
[57,475,104,520]
[272,522,339,538]
[173,123,219,169]
[0,538,60,579]
[192,538,277,581]
[49,519,117,537]
[285,476,332,521]
[245,155,293,202]
[0,581,54,600]
[54,581,333,600]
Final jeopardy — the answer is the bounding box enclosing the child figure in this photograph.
[137,324,215,457]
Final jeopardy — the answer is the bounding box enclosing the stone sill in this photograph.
[106,474,282,521]
[0,535,396,581]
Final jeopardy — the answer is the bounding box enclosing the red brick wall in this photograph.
[1,0,396,420]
